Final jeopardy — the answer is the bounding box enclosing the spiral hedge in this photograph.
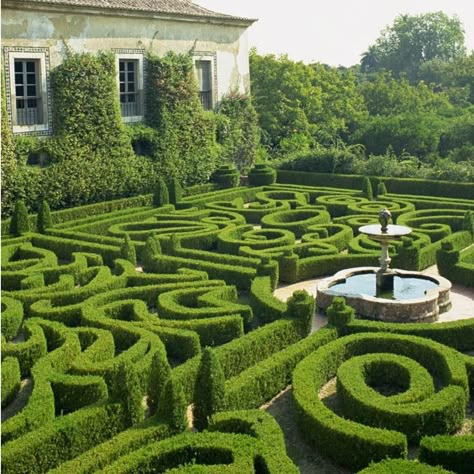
[1,179,473,472]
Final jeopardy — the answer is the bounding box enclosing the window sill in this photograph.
[122,115,144,123]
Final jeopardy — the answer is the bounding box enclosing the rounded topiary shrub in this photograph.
[248,164,277,186]
[211,165,240,189]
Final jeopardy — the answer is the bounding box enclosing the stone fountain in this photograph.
[316,209,451,323]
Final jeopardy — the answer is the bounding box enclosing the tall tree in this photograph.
[363,12,466,81]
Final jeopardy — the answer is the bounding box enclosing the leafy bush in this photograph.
[10,200,30,236]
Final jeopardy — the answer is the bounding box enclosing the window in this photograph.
[7,50,49,133]
[195,60,213,110]
[14,59,42,125]
[119,60,139,117]
[115,53,144,122]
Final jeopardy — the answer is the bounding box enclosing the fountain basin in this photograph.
[317,267,451,323]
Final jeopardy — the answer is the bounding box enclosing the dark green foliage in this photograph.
[211,165,240,189]
[37,200,52,233]
[327,297,355,328]
[216,93,260,171]
[9,200,30,236]
[158,377,187,432]
[377,182,388,196]
[120,234,137,266]
[248,163,277,186]
[362,176,373,200]
[109,362,144,426]
[145,51,219,185]
[153,177,169,207]
[168,177,183,205]
[194,347,226,430]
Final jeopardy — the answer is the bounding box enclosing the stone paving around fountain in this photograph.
[274,264,474,331]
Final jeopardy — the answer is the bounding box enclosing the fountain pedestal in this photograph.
[359,223,412,294]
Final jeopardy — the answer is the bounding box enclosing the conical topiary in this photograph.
[36,200,52,233]
[377,182,387,197]
[109,362,144,426]
[158,377,187,432]
[9,200,30,236]
[120,234,137,265]
[148,350,171,411]
[362,177,373,201]
[142,234,161,270]
[153,177,169,207]
[193,347,225,431]
[168,178,183,205]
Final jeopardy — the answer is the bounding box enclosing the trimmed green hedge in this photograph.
[293,332,468,471]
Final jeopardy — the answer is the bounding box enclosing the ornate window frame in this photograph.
[3,46,52,136]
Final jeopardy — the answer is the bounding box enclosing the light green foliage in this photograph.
[9,200,30,236]
[216,92,260,171]
[145,51,219,185]
[120,234,137,265]
[37,201,52,233]
[158,377,187,432]
[249,51,366,152]
[194,347,226,430]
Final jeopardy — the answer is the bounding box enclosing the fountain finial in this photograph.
[379,208,391,233]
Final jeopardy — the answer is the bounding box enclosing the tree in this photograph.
[193,347,225,431]
[364,12,466,81]
[10,201,30,236]
[37,201,52,233]
[360,45,380,73]
[142,235,161,271]
[153,177,169,207]
[120,234,137,265]
[168,177,182,205]
[362,177,373,200]
[158,377,187,432]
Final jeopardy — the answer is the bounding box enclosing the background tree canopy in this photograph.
[250,11,474,183]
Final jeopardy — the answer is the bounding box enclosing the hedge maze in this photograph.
[1,178,474,473]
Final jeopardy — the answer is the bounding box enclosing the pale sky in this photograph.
[196,0,474,66]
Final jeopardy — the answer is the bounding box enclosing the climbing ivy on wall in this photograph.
[144,51,219,184]
[2,52,157,217]
[1,67,17,217]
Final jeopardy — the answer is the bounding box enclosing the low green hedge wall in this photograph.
[277,170,474,200]
[419,434,474,474]
[292,332,468,471]
[1,296,24,341]
[1,357,21,408]
[358,459,453,473]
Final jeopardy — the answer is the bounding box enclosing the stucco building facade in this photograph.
[2,0,255,135]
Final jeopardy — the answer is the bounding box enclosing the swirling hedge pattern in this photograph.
[1,181,473,473]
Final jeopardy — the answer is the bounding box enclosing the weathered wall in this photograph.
[2,6,251,96]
